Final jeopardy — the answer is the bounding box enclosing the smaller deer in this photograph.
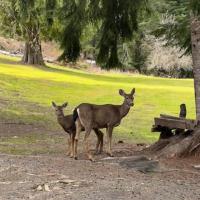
[52,102,104,157]
[73,88,135,161]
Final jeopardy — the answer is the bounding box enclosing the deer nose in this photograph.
[130,102,134,106]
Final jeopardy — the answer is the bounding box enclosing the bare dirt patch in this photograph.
[0,124,200,199]
[0,110,200,199]
[0,152,200,200]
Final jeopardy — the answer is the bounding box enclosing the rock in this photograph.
[36,185,43,191]
[119,156,159,173]
[44,184,50,192]
[193,165,200,170]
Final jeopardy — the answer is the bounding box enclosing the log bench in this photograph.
[152,104,197,139]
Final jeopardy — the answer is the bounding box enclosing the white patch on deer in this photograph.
[77,108,84,126]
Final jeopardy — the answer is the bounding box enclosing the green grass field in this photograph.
[0,54,196,143]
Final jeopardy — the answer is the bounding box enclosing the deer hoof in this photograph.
[88,155,95,162]
[107,152,114,157]
[90,158,95,162]
[74,156,78,160]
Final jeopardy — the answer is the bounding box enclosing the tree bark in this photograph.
[191,17,200,122]
[22,25,44,65]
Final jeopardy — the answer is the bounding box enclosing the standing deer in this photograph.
[52,102,104,157]
[73,88,135,161]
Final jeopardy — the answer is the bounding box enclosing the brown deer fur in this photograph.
[73,88,135,161]
[52,102,104,157]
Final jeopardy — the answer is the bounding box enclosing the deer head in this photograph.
[119,88,135,107]
[52,101,68,116]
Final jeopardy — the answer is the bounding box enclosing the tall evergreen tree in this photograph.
[59,0,148,69]
[0,0,57,65]
[190,0,200,122]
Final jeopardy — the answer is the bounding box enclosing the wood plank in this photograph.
[154,118,186,130]
[160,114,196,122]
[160,114,183,120]
[179,104,186,118]
[154,117,196,130]
[185,120,197,130]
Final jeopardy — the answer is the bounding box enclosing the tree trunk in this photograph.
[191,17,200,122]
[148,20,200,157]
[22,25,44,65]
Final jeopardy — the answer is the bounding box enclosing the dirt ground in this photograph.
[1,122,200,200]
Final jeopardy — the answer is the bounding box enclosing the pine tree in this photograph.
[0,0,57,65]
[190,0,200,121]
[59,0,148,69]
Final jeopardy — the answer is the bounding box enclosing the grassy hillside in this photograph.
[0,54,196,143]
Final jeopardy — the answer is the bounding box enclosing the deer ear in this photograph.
[131,88,135,96]
[52,101,56,107]
[62,102,68,108]
[119,89,125,96]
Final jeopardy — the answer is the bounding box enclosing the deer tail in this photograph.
[73,107,78,122]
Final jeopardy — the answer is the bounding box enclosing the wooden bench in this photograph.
[152,104,197,139]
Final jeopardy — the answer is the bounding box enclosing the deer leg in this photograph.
[94,129,103,154]
[84,128,94,161]
[106,126,113,157]
[70,133,75,158]
[98,130,104,154]
[67,135,71,156]
[95,129,104,154]
[74,120,82,160]
[95,130,100,154]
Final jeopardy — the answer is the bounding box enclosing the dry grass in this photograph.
[147,38,192,70]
